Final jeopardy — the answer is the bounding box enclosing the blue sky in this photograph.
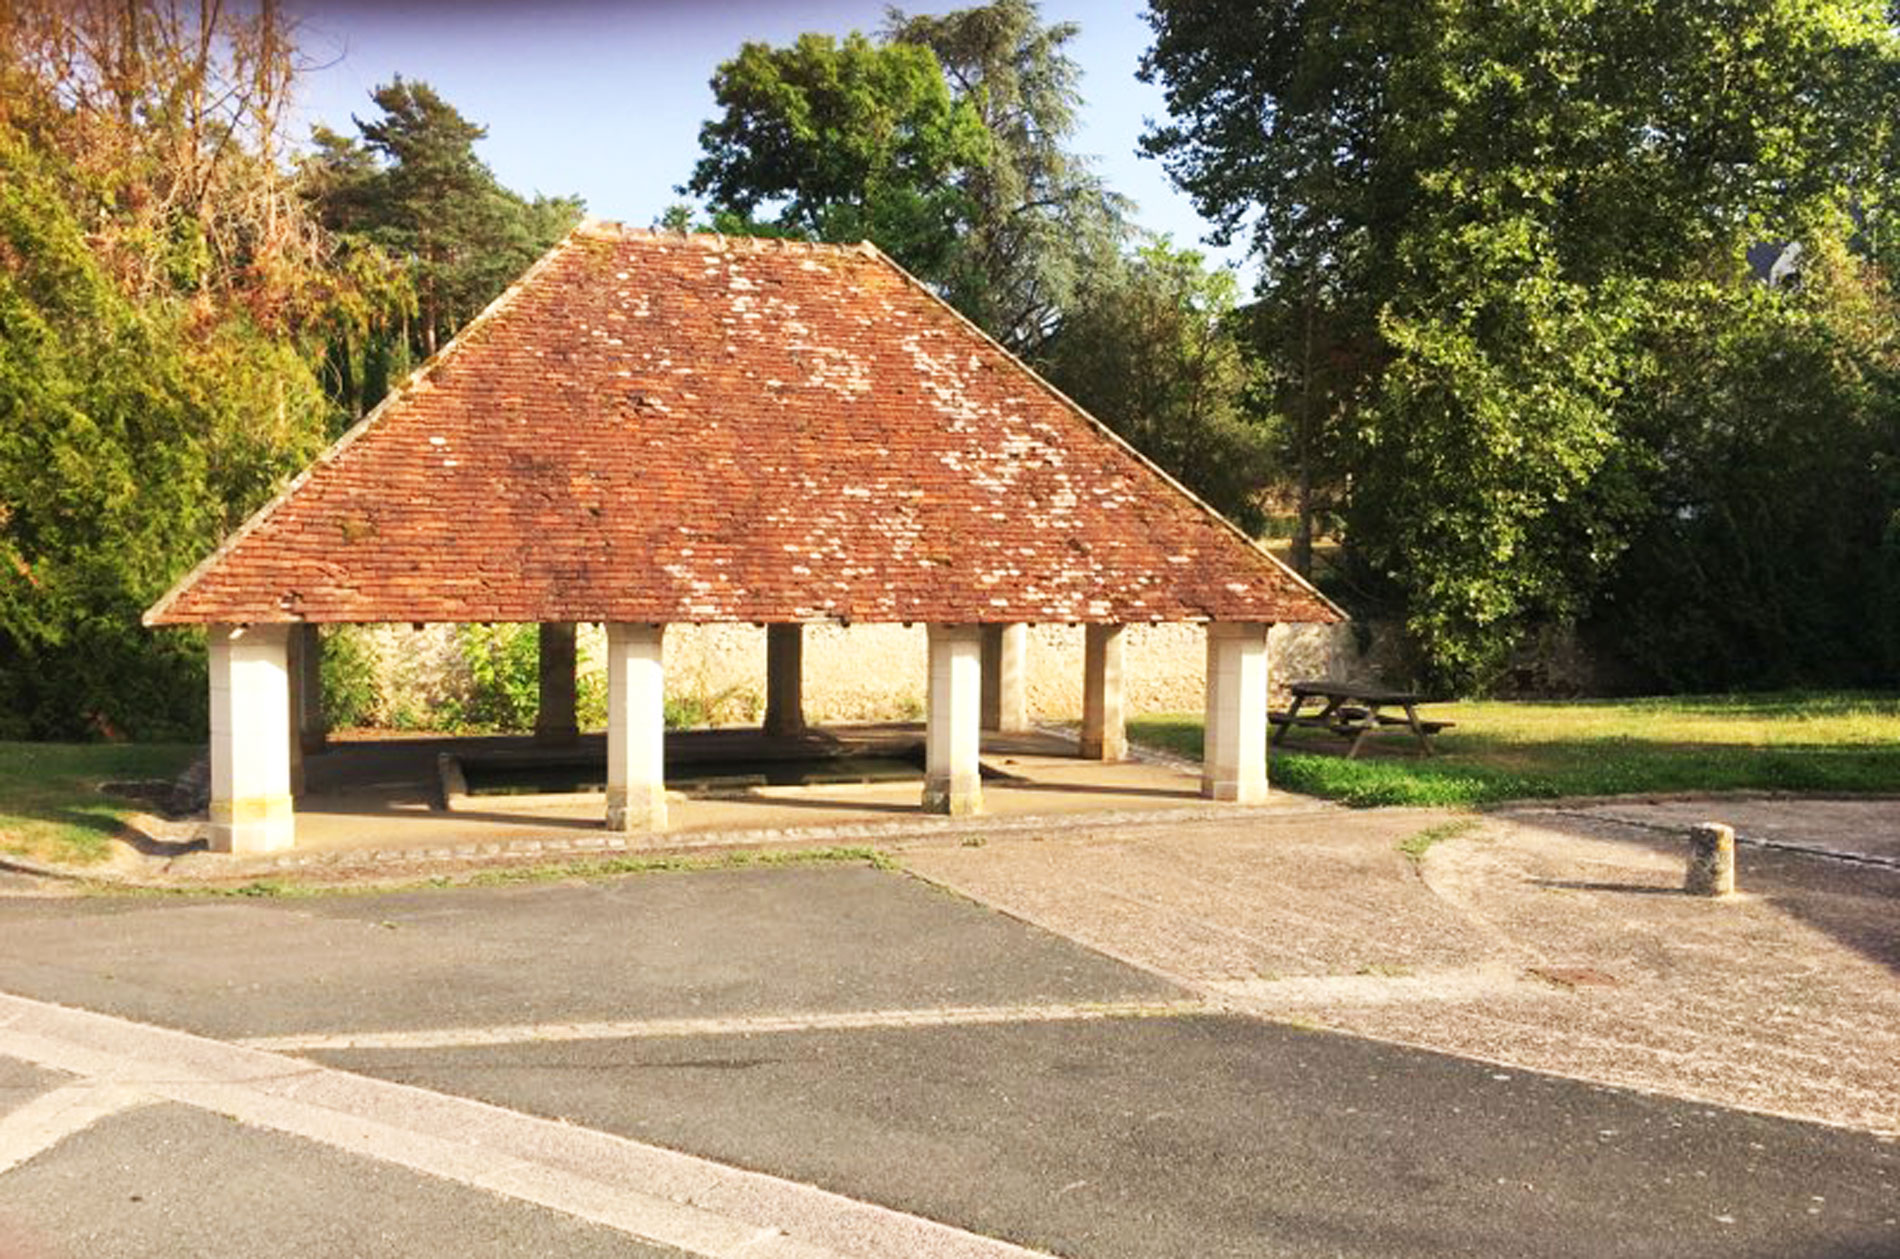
[285,0,1248,273]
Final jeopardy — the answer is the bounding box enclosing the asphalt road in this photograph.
[0,1102,681,1259]
[0,862,1894,1258]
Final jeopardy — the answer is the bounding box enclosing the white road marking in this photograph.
[237,998,1206,1052]
[0,993,1050,1258]
[0,1080,152,1174]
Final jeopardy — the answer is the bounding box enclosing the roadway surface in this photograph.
[0,862,1894,1257]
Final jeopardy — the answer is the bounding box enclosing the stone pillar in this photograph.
[294,623,327,755]
[286,627,306,799]
[1686,823,1736,896]
[1202,621,1270,804]
[605,623,667,833]
[1080,623,1127,761]
[763,623,806,737]
[980,624,1029,732]
[208,623,296,855]
[535,623,579,745]
[924,624,983,816]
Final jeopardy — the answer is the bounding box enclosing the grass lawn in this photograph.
[1128,691,1900,808]
[0,742,200,866]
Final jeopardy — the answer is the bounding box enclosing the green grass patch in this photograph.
[1398,819,1480,866]
[1129,690,1900,809]
[457,844,896,888]
[0,741,199,865]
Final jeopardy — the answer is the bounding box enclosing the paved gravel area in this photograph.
[903,804,1900,1134]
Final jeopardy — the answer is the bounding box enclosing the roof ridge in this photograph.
[142,220,594,627]
[575,219,875,259]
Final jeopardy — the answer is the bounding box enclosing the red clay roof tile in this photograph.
[146,224,1341,627]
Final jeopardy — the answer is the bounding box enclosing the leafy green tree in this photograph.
[0,0,395,738]
[885,0,1127,354]
[0,127,330,738]
[1142,0,1899,690]
[1041,239,1274,531]
[684,33,987,280]
[306,78,583,360]
[1598,243,1900,690]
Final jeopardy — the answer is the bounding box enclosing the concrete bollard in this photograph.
[1686,822,1736,897]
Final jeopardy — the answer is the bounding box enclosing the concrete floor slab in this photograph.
[190,728,1244,861]
[317,1016,1900,1259]
[0,1100,681,1259]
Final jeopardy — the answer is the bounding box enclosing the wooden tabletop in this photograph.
[1286,679,1423,706]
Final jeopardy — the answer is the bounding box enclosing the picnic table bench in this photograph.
[1269,679,1454,758]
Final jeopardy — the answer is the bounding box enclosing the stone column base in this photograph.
[605,784,668,833]
[922,773,983,817]
[209,794,296,855]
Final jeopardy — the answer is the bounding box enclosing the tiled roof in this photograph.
[146,223,1342,627]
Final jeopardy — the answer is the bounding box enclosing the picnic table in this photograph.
[1269,679,1454,758]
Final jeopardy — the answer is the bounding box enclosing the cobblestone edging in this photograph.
[162,799,1343,883]
[1520,812,1900,873]
[1506,804,1900,872]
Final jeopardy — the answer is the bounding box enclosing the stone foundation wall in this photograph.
[345,620,1366,729]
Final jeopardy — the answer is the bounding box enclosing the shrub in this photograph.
[445,624,540,732]
[318,627,380,730]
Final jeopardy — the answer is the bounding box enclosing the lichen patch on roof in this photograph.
[146,223,1341,628]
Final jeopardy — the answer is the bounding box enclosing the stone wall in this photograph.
[343,620,1368,729]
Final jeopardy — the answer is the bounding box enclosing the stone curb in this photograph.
[170,801,1341,882]
[1512,804,1900,873]
[7,798,1346,891]
[1486,789,1900,811]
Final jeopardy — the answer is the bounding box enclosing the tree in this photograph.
[1597,242,1900,690]
[684,33,987,281]
[0,0,333,323]
[884,0,1127,354]
[1041,238,1274,531]
[1142,0,1899,690]
[305,78,583,360]
[0,0,346,737]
